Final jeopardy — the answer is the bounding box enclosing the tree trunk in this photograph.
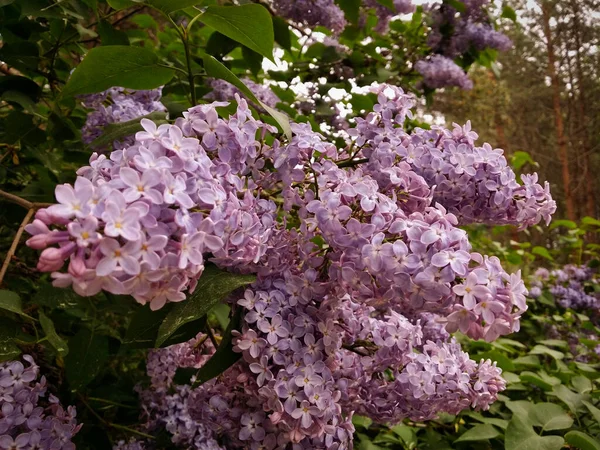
[541,1,576,221]
[570,0,596,218]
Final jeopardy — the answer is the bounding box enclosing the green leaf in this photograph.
[272,16,292,50]
[582,216,600,227]
[0,318,20,362]
[242,47,263,77]
[530,403,573,431]
[352,415,373,429]
[199,5,274,61]
[552,384,585,414]
[572,375,593,394]
[505,400,535,424]
[454,424,499,443]
[156,265,254,347]
[122,304,173,349]
[464,412,508,430]
[0,42,39,72]
[202,55,292,139]
[583,401,600,426]
[501,4,517,21]
[144,0,205,14]
[0,76,40,105]
[65,328,110,390]
[374,0,394,11]
[549,219,577,230]
[520,371,560,391]
[565,431,600,450]
[510,150,536,171]
[530,344,564,360]
[336,0,361,23]
[88,111,168,148]
[39,311,69,356]
[62,46,174,97]
[532,246,553,260]
[538,339,568,348]
[193,308,242,384]
[505,417,565,450]
[390,425,417,447]
[0,290,34,320]
[97,19,129,45]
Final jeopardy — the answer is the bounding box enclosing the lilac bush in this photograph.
[0,356,81,450]
[24,83,555,448]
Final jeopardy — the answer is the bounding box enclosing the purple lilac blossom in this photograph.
[0,355,81,450]
[530,264,599,313]
[205,78,280,109]
[270,0,347,34]
[80,87,166,149]
[362,0,415,34]
[427,0,512,58]
[415,55,474,90]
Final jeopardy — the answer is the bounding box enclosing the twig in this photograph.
[0,189,53,209]
[78,394,156,440]
[205,324,220,348]
[336,158,369,168]
[0,208,35,286]
[87,397,137,410]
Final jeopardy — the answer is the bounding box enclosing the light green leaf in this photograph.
[530,344,564,360]
[530,403,573,431]
[391,425,417,447]
[156,265,254,347]
[565,431,600,450]
[62,46,174,97]
[107,0,136,9]
[464,412,509,430]
[39,311,68,356]
[89,111,168,148]
[505,400,535,424]
[520,371,560,391]
[65,328,110,390]
[0,290,34,320]
[352,415,372,430]
[583,401,600,425]
[202,55,292,139]
[199,5,274,61]
[454,424,500,443]
[552,384,585,414]
[572,375,593,394]
[505,417,564,450]
[532,246,553,260]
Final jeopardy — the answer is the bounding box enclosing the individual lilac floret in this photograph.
[205,78,280,109]
[415,55,474,90]
[0,355,81,450]
[80,87,166,149]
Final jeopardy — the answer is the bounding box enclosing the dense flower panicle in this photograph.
[351,85,556,228]
[80,87,166,148]
[427,0,512,59]
[205,78,281,109]
[0,356,81,450]
[26,97,277,310]
[415,55,474,90]
[270,0,347,34]
[530,265,599,313]
[28,82,556,448]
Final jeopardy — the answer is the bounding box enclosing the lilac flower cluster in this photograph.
[415,55,474,90]
[0,355,81,450]
[362,0,415,34]
[271,0,347,34]
[529,265,599,313]
[205,78,281,109]
[353,85,556,227]
[26,99,276,310]
[27,83,555,448]
[427,0,512,59]
[80,87,166,148]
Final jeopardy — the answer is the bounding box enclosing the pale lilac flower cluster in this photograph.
[205,78,280,109]
[353,85,556,227]
[415,55,473,90]
[27,83,555,448]
[26,98,277,310]
[530,265,599,313]
[427,0,512,58]
[80,87,166,148]
[0,356,81,450]
[270,0,347,34]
